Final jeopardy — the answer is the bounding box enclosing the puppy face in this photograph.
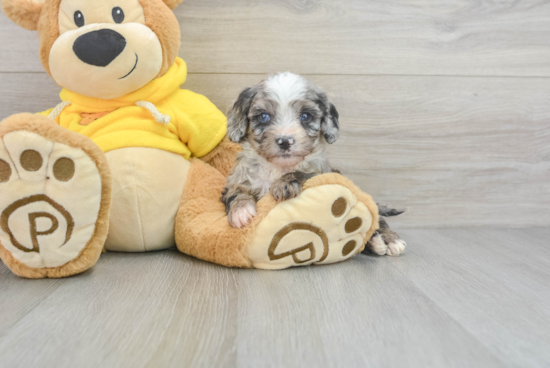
[228,73,339,168]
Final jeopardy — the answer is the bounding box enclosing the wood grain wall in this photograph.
[1,0,549,228]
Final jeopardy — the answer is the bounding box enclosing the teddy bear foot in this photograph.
[0,114,111,278]
[248,174,379,270]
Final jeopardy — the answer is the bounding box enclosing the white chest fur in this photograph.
[251,162,292,198]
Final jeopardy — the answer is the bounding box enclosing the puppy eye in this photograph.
[258,113,271,124]
[74,11,85,27]
[112,7,125,23]
[300,113,313,123]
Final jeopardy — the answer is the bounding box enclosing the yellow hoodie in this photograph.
[39,58,227,159]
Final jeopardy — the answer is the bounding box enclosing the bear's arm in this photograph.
[173,89,239,176]
[198,136,241,178]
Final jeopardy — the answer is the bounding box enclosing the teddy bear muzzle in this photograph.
[73,29,127,67]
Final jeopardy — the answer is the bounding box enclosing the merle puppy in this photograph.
[221,72,406,256]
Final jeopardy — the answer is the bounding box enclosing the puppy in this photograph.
[365,205,407,256]
[221,72,339,228]
[221,73,407,257]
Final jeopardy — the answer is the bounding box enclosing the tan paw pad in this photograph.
[0,131,102,269]
[249,184,373,269]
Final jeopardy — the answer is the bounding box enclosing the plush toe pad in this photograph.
[249,184,373,269]
[0,131,102,269]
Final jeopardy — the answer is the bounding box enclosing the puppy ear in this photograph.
[162,0,185,10]
[312,87,340,144]
[227,87,257,143]
[1,0,43,31]
[321,101,340,144]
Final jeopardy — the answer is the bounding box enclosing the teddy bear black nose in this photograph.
[73,29,127,67]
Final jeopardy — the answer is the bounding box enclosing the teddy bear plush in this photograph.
[0,0,392,279]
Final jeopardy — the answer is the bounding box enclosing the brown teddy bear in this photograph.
[0,0,391,279]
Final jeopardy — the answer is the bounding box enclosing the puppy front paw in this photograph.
[270,176,304,202]
[228,203,257,229]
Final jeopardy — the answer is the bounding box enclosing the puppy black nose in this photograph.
[277,137,294,151]
[73,29,127,67]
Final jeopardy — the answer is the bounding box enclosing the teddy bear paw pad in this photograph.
[248,184,373,269]
[0,131,103,270]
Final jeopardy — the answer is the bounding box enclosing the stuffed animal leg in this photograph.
[176,155,380,269]
[0,114,111,278]
[0,0,384,276]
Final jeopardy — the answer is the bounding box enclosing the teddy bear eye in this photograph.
[74,11,85,27]
[112,7,125,24]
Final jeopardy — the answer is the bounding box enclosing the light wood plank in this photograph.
[1,72,548,228]
[0,261,63,339]
[0,253,240,368]
[0,12,41,73]
[0,73,60,116]
[0,248,505,368]
[2,0,550,76]
[2,228,549,367]
[394,228,550,368]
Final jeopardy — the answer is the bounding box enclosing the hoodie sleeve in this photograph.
[172,89,228,158]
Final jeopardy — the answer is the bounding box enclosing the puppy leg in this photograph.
[365,231,387,255]
[365,218,406,256]
[228,195,257,229]
[270,171,317,202]
[222,186,257,229]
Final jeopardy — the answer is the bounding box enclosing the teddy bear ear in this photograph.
[162,0,185,10]
[1,0,44,31]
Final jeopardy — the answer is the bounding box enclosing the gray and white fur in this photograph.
[221,73,405,255]
[221,72,339,228]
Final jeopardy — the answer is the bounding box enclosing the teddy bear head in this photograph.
[2,0,184,99]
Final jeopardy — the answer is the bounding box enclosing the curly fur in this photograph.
[222,73,340,228]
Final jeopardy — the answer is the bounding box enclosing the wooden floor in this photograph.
[0,228,549,368]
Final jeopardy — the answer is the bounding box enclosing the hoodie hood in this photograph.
[59,57,187,112]
[38,57,227,159]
